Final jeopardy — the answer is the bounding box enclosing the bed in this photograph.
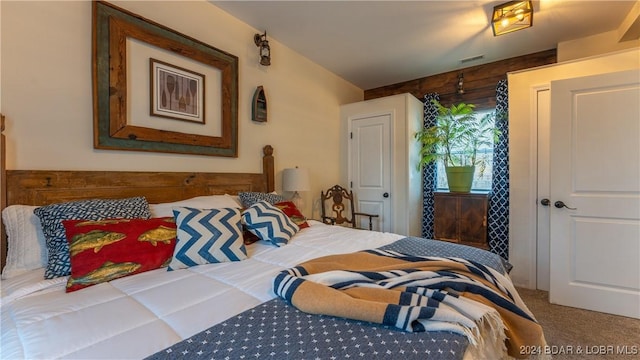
[0,144,546,360]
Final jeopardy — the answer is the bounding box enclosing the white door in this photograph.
[549,69,640,319]
[349,113,392,232]
[535,87,551,292]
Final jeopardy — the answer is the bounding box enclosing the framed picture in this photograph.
[150,59,205,124]
[92,1,238,157]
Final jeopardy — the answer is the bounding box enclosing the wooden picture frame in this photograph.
[150,59,205,124]
[92,1,238,157]
[252,86,267,122]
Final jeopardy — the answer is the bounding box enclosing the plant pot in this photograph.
[445,166,475,193]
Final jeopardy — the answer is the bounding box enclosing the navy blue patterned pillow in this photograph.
[34,197,151,279]
[238,192,286,208]
[242,201,299,247]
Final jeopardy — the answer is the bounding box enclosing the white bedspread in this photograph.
[1,221,404,359]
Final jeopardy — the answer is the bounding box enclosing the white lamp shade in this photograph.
[282,168,310,192]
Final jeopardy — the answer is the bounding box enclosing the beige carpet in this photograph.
[516,287,640,359]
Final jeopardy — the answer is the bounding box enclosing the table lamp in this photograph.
[282,167,310,210]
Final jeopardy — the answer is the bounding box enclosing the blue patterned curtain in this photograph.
[488,79,510,260]
[421,93,440,238]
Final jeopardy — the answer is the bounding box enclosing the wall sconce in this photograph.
[282,167,310,210]
[492,0,533,36]
[254,31,271,66]
[457,73,465,95]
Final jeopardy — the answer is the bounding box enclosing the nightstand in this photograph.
[433,191,489,249]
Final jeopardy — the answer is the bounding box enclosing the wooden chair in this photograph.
[320,185,379,230]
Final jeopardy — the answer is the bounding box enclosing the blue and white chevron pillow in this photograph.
[168,207,247,270]
[242,201,299,247]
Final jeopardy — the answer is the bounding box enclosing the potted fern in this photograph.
[415,100,500,192]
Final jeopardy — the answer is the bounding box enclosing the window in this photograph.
[435,108,495,191]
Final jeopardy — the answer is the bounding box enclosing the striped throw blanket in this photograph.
[273,248,547,359]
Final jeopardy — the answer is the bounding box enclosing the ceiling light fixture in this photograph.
[492,0,533,36]
[254,31,271,66]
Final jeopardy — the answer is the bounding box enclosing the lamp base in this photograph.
[290,191,304,212]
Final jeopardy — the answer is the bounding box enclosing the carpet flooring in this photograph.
[516,287,640,359]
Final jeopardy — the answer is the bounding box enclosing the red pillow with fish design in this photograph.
[62,217,176,292]
[274,201,309,229]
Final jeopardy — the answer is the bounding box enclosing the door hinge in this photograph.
[350,181,353,188]
[350,132,353,139]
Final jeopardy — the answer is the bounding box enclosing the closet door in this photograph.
[349,113,392,232]
[342,93,423,236]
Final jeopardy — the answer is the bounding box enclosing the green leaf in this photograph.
[415,99,502,171]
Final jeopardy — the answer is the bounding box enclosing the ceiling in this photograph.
[211,0,637,90]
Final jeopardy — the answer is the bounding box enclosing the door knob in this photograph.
[554,201,577,210]
[383,192,389,198]
[540,198,550,206]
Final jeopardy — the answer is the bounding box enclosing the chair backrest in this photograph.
[320,184,356,227]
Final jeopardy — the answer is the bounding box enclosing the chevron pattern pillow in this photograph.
[168,207,247,270]
[242,201,299,247]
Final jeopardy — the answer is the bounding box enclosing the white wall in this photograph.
[558,0,639,62]
[558,30,640,62]
[0,1,363,218]
[508,48,640,288]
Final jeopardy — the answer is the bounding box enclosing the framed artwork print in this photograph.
[150,59,205,124]
[92,1,238,157]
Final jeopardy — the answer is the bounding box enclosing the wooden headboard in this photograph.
[0,124,275,269]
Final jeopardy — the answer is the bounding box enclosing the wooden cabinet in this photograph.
[433,192,489,249]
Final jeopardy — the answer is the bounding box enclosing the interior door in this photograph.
[549,69,640,319]
[349,114,392,232]
[536,87,551,292]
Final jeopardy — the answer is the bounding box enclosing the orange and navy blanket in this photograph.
[273,248,546,359]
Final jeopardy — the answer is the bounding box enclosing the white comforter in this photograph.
[1,221,404,359]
